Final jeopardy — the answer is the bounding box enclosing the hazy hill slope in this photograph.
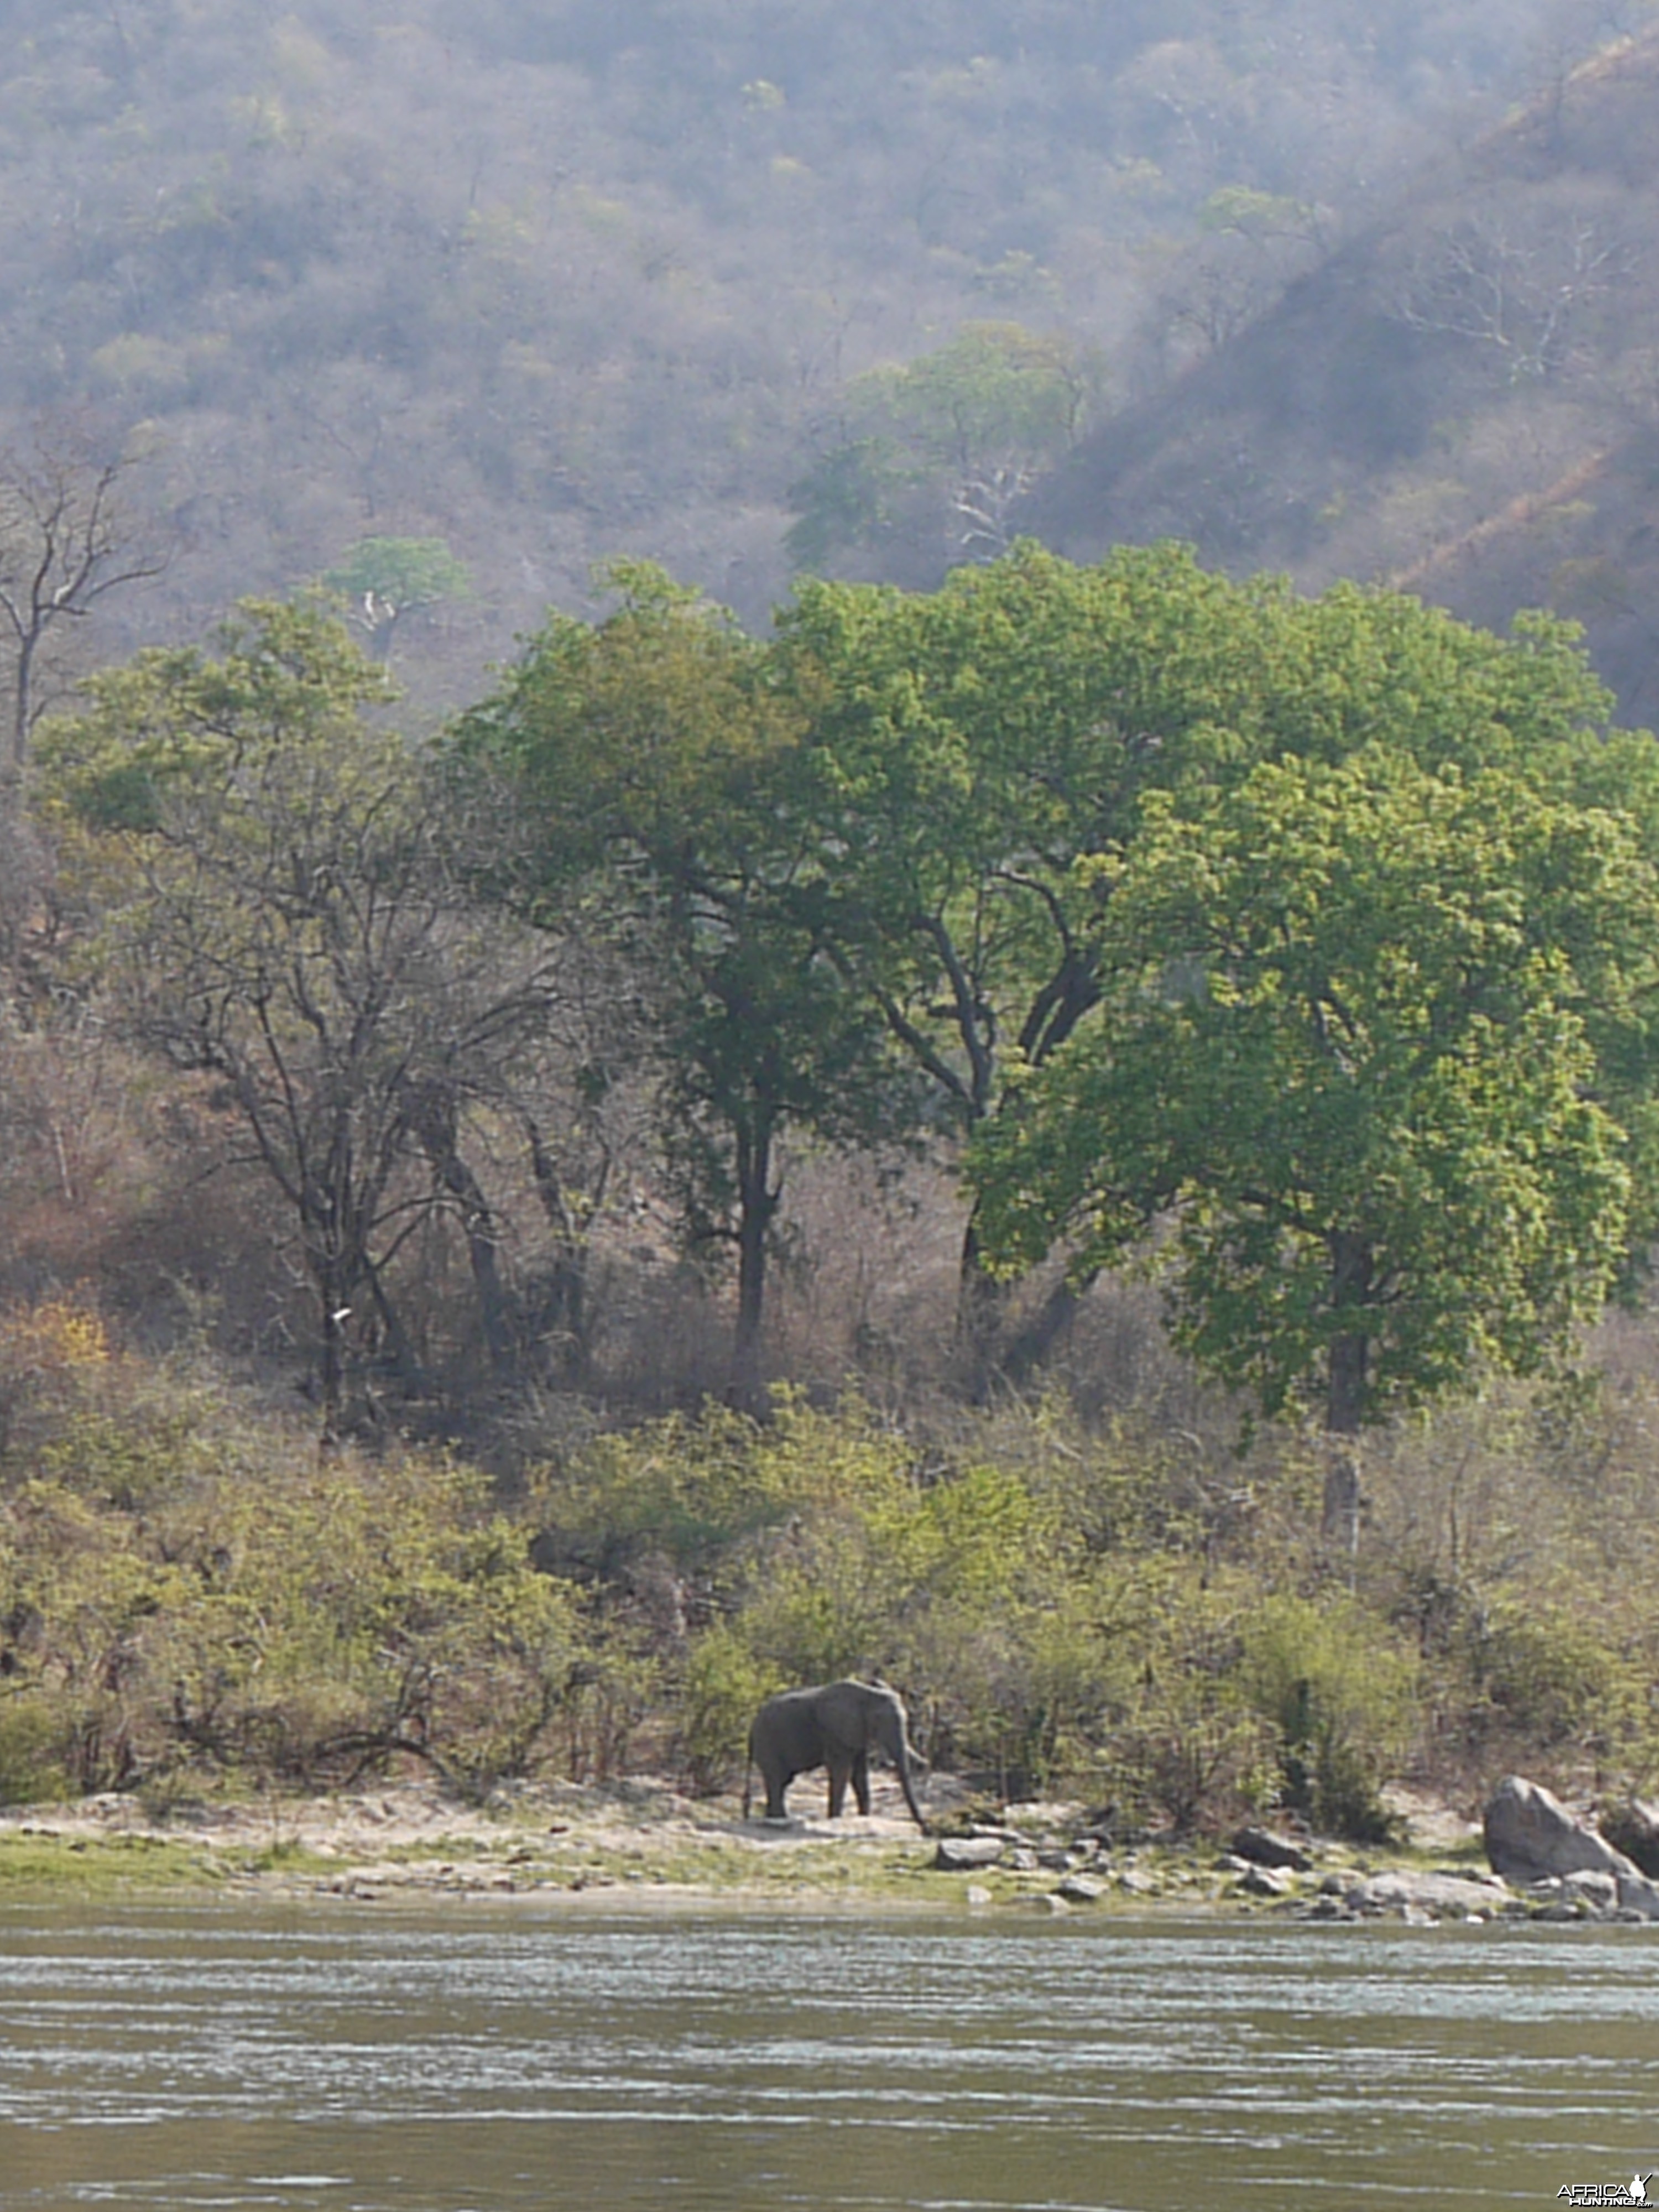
[1022,27,1659,725]
[0,0,1571,696]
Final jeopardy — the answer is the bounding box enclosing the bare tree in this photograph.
[44,599,557,1443]
[1395,191,1640,383]
[0,432,166,789]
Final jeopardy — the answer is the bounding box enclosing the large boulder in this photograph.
[1484,1775,1627,1881]
[1483,1775,1659,1917]
[1599,1797,1659,1880]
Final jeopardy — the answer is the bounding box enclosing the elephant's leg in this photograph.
[764,1766,793,1820]
[852,1749,871,1815]
[826,1752,854,1818]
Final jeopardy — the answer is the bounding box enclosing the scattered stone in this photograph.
[1007,1848,1040,1872]
[965,1884,993,1907]
[1232,1826,1313,1874]
[1055,1874,1106,1904]
[1035,1891,1070,1914]
[1563,1870,1619,1914]
[1117,1867,1156,1895]
[1600,1797,1659,1880]
[1302,1893,1357,1922]
[1349,1869,1514,1918]
[933,1835,1007,1872]
[1236,1863,1294,1897]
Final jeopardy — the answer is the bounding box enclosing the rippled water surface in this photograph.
[2,1901,1657,2210]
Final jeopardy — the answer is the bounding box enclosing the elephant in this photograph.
[743,1678,929,1832]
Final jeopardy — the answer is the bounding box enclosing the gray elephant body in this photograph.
[744,1678,928,1831]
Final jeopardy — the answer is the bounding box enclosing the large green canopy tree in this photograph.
[970,745,1659,1436]
[778,541,1301,1365]
[456,565,912,1401]
[775,540,1634,1381]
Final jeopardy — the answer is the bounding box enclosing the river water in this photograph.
[2,1900,1656,2211]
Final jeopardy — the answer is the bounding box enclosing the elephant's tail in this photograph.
[742,1730,754,1822]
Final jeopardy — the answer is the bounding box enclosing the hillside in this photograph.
[1023,25,1659,726]
[0,0,1578,705]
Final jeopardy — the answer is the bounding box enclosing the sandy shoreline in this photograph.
[0,1771,1529,1921]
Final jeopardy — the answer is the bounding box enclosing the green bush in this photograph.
[679,1624,777,1794]
[1472,1599,1645,1756]
[0,1697,69,1804]
[1239,1593,1417,1840]
[13,1333,1659,1827]
[0,1438,593,1798]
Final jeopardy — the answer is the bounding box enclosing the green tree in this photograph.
[777,546,1634,1383]
[321,536,473,662]
[787,324,1093,572]
[971,745,1657,1436]
[778,542,1308,1371]
[455,565,912,1401]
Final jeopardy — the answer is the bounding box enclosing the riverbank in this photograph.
[6,1771,1615,1924]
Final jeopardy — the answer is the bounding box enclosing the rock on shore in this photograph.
[1484,1775,1659,1919]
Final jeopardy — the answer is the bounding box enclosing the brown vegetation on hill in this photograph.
[1025,22,1659,726]
[0,0,1596,697]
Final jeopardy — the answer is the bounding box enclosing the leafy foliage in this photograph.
[787,324,1095,570]
[965,583,1659,1432]
[0,1347,589,1801]
[321,536,473,659]
[458,566,918,1388]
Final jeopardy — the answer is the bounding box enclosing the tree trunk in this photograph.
[1324,1233,1373,1437]
[1321,1233,1373,1581]
[414,1089,513,1379]
[730,1119,779,1413]
[523,1117,593,1381]
[315,1251,349,1453]
[1320,1447,1362,1584]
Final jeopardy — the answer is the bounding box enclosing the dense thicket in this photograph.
[7,541,1659,1833]
[8,3,1659,1833]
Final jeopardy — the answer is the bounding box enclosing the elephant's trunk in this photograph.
[894,1737,930,1834]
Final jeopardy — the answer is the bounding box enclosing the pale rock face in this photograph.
[1483,1773,1659,1918]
